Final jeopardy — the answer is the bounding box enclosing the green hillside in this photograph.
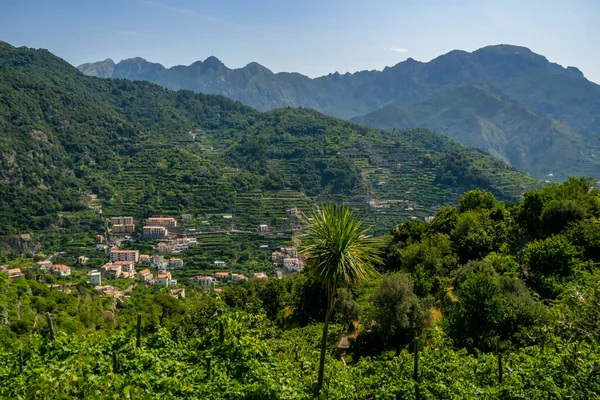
[79,44,600,179]
[0,42,539,237]
[354,85,598,180]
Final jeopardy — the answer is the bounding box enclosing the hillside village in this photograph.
[1,211,310,302]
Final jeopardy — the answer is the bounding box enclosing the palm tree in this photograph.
[299,204,382,391]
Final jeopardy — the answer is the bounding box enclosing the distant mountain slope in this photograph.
[79,44,600,179]
[353,85,598,180]
[0,41,538,235]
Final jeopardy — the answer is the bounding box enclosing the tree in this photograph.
[540,199,586,235]
[458,190,498,213]
[300,204,382,391]
[334,288,359,332]
[370,273,432,354]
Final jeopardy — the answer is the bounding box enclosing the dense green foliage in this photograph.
[80,44,600,180]
[0,42,537,238]
[2,179,600,398]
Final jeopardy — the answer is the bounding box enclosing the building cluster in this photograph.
[189,271,264,287]
[153,237,197,253]
[143,217,177,239]
[102,248,178,286]
[0,261,74,281]
[34,260,71,276]
[271,247,304,272]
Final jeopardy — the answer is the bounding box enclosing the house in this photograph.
[214,260,226,268]
[95,234,105,243]
[90,270,101,285]
[96,243,109,251]
[143,225,169,239]
[258,224,269,232]
[112,224,135,234]
[281,247,298,258]
[146,217,177,227]
[139,254,150,264]
[191,275,216,286]
[6,268,25,279]
[253,272,268,280]
[109,249,139,263]
[283,258,304,272]
[286,208,301,218]
[137,269,154,282]
[95,285,123,298]
[101,263,122,279]
[168,258,184,269]
[170,288,186,299]
[151,255,168,268]
[214,272,229,280]
[78,256,89,265]
[52,264,71,276]
[36,260,53,270]
[271,251,285,263]
[231,273,247,282]
[155,242,175,253]
[155,271,172,286]
[111,216,134,226]
[114,261,136,278]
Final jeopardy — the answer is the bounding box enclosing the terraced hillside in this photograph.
[0,42,540,237]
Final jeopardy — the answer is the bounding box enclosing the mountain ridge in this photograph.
[78,44,600,180]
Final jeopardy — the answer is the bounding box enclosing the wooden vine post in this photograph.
[136,313,142,348]
[414,336,420,400]
[497,338,503,384]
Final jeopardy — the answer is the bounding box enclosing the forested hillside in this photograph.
[0,41,538,237]
[80,44,600,180]
[1,180,599,398]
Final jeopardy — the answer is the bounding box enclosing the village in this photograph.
[1,210,307,301]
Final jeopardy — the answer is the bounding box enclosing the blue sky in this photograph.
[1,0,599,82]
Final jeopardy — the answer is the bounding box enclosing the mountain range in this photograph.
[79,45,600,181]
[0,41,537,236]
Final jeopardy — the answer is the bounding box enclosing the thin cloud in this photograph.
[383,46,409,53]
[111,29,157,38]
[138,0,267,35]
[140,0,221,23]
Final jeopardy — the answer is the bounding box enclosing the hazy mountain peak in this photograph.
[121,56,148,64]
[203,55,224,69]
[244,61,273,75]
[478,44,534,53]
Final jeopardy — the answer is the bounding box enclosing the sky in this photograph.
[1,0,599,82]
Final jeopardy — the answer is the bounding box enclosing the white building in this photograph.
[151,255,168,269]
[168,258,184,269]
[143,226,169,239]
[258,224,269,232]
[155,271,172,286]
[90,270,101,285]
[52,264,71,276]
[191,275,216,286]
[283,258,304,272]
[214,260,226,268]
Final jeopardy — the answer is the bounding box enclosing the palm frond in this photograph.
[299,204,382,287]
